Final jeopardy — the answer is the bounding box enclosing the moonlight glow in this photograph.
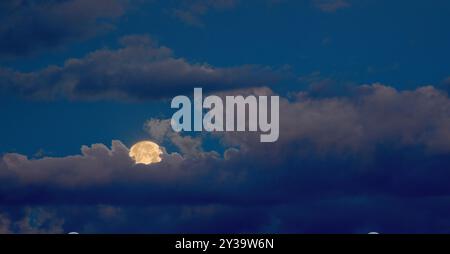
[129,141,163,165]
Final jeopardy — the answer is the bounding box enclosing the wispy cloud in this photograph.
[312,0,351,12]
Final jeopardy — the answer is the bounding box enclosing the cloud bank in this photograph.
[0,35,283,100]
[2,84,450,233]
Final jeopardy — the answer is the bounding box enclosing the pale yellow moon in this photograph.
[129,141,163,165]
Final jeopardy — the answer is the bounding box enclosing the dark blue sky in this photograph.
[1,0,450,233]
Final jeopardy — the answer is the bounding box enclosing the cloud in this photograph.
[3,84,450,196]
[217,84,450,155]
[0,213,12,234]
[170,0,352,27]
[0,207,64,234]
[312,0,351,12]
[0,35,283,101]
[0,140,249,206]
[145,119,206,158]
[0,0,128,57]
[172,0,239,27]
[2,84,450,232]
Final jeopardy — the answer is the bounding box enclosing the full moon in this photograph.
[129,141,163,165]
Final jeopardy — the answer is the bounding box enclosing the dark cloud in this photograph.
[145,119,205,158]
[0,207,64,234]
[0,35,284,100]
[217,84,450,156]
[2,84,450,232]
[0,0,127,57]
[170,0,350,27]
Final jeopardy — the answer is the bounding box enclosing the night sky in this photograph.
[1,0,450,233]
